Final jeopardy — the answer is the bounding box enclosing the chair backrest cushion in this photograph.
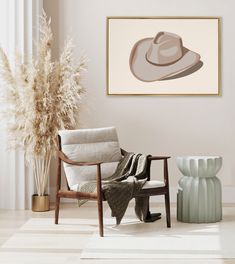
[59,127,122,188]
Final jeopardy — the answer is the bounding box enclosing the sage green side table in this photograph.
[177,156,222,223]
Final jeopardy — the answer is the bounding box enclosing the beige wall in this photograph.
[44,0,235,202]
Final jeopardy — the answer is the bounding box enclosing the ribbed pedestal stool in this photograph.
[177,156,222,223]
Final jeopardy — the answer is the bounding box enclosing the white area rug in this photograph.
[0,218,95,263]
[1,207,235,261]
[1,218,96,251]
[81,207,235,259]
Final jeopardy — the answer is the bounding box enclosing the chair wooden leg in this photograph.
[55,196,60,224]
[165,192,171,228]
[97,197,104,237]
[96,164,104,237]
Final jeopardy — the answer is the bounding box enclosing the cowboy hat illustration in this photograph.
[129,31,203,82]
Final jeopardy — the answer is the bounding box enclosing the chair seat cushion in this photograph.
[142,180,165,189]
[70,179,165,191]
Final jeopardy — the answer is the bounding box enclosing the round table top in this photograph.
[176,156,222,178]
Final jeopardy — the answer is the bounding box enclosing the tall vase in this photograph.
[31,154,51,212]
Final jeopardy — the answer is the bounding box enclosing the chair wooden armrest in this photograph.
[148,156,171,161]
[58,150,103,166]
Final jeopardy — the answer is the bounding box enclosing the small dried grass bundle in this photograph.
[0,10,86,195]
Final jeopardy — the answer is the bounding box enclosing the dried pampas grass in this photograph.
[0,10,86,196]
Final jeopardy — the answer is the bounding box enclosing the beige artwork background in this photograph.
[108,18,219,95]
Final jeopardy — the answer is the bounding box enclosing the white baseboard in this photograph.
[49,186,235,204]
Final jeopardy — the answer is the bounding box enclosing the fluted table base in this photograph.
[177,156,222,223]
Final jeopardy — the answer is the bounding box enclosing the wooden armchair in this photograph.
[55,127,171,237]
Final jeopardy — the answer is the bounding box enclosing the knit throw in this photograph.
[77,151,150,225]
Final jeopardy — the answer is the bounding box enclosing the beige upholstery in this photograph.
[59,127,122,188]
[59,126,165,190]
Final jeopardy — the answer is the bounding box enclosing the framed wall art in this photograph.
[106,17,221,95]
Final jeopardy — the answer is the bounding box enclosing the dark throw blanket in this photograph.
[77,151,151,225]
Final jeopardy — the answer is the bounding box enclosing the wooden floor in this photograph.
[0,203,235,264]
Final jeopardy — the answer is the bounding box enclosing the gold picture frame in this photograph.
[106,16,221,96]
